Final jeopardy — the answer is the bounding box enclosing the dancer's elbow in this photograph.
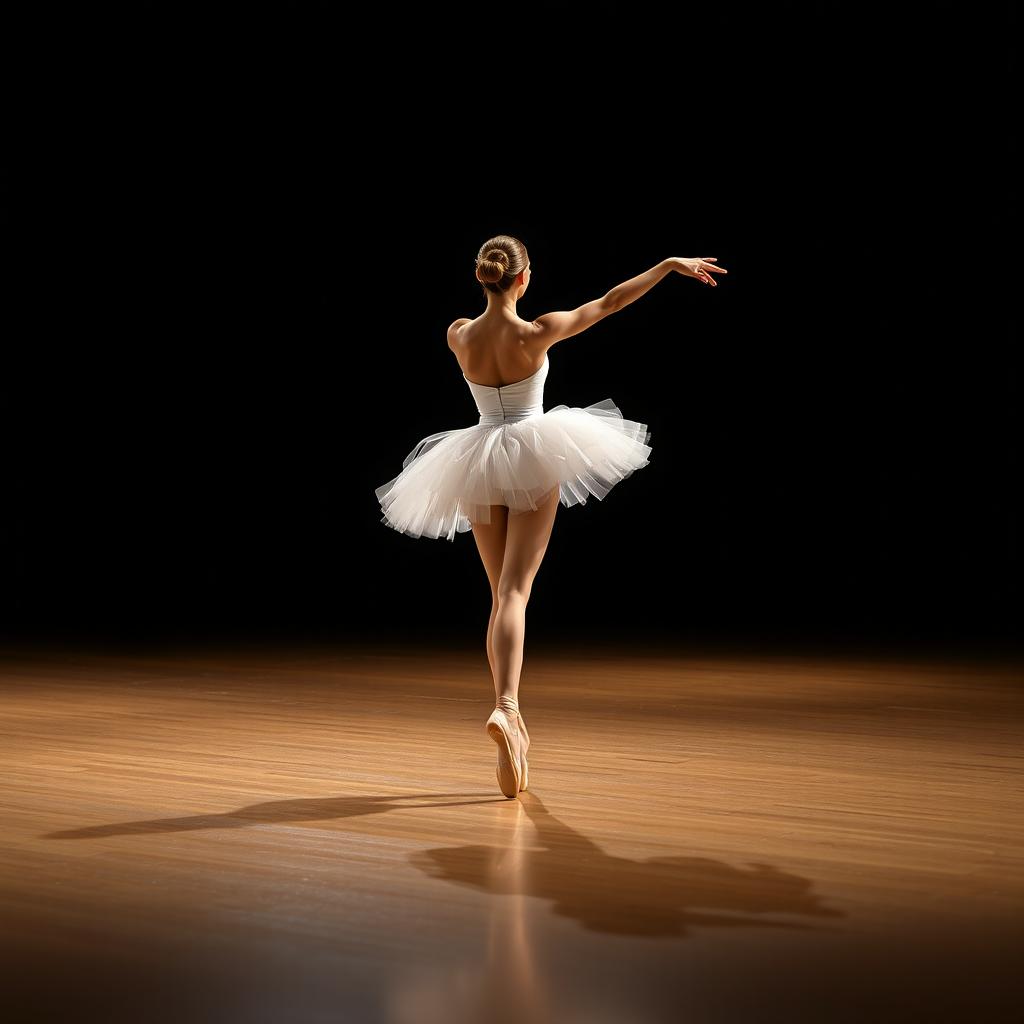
[601,292,625,314]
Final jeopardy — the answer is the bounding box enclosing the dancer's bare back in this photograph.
[448,255,726,388]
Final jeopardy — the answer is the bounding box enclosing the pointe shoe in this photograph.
[517,710,530,791]
[486,694,522,798]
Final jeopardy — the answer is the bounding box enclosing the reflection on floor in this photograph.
[1,641,1021,1022]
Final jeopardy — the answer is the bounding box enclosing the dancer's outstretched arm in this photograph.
[531,257,727,347]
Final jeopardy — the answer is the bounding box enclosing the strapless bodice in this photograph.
[463,354,549,425]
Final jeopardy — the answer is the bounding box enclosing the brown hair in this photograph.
[475,235,529,294]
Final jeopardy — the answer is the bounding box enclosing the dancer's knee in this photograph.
[496,582,530,607]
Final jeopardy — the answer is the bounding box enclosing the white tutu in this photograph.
[375,353,652,541]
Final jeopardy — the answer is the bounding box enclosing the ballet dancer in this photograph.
[375,235,726,798]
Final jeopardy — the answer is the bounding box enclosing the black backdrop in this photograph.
[5,2,1018,652]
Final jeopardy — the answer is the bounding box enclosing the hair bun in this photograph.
[477,248,509,284]
[474,235,528,293]
[486,248,510,270]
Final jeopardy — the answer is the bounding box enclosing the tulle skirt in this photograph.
[375,399,652,541]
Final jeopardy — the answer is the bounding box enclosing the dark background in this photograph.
[5,2,1018,654]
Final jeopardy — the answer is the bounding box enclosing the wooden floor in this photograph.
[1,641,1021,1023]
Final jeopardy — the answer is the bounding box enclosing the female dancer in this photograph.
[375,235,726,799]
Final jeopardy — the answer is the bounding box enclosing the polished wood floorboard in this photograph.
[1,642,1021,1023]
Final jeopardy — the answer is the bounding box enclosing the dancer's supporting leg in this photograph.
[490,486,559,707]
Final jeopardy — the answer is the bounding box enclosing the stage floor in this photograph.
[1,641,1021,1022]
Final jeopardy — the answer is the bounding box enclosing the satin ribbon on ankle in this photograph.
[496,695,520,730]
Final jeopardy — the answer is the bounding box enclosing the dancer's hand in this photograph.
[671,257,728,286]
